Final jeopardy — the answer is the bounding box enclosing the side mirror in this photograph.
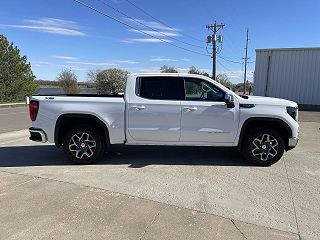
[224,93,235,108]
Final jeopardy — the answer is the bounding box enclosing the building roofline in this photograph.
[256,47,320,52]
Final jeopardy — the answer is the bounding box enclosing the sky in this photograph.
[1,0,320,83]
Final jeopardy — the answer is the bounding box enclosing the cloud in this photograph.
[124,38,172,43]
[124,18,182,32]
[132,67,161,73]
[181,58,191,61]
[176,67,211,74]
[65,61,117,66]
[218,70,253,78]
[52,55,78,60]
[122,18,181,44]
[112,60,139,64]
[216,70,254,83]
[37,61,52,65]
[1,18,86,36]
[58,65,88,71]
[120,40,134,43]
[65,59,139,66]
[128,29,180,37]
[150,56,178,62]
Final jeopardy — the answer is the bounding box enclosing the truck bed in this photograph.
[31,95,126,144]
[33,93,124,98]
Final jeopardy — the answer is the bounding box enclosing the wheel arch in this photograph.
[237,117,292,152]
[54,114,110,148]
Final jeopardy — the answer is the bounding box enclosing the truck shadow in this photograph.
[0,145,254,168]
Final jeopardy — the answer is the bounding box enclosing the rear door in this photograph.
[127,76,184,142]
[180,77,238,143]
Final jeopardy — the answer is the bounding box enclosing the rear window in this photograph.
[137,77,184,100]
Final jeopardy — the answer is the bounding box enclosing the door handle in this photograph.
[183,106,197,111]
[132,105,145,110]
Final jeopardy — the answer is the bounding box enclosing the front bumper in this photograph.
[29,127,47,143]
[287,137,299,150]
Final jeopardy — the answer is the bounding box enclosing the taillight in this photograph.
[29,100,39,121]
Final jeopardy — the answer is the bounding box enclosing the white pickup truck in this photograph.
[29,73,299,166]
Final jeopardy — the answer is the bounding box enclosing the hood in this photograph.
[237,95,298,107]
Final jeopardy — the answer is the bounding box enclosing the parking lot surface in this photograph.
[0,106,29,134]
[0,108,319,239]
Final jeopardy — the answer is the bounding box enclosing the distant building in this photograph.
[254,48,320,110]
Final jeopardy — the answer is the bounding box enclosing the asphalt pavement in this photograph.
[0,106,30,134]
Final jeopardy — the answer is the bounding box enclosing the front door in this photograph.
[180,77,238,143]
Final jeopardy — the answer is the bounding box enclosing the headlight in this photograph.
[286,107,298,121]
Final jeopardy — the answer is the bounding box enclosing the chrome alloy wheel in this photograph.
[251,134,279,161]
[69,132,97,159]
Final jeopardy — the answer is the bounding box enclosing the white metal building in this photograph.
[254,48,320,110]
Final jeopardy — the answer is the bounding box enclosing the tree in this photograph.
[0,35,37,103]
[234,81,254,94]
[87,69,100,83]
[188,66,210,77]
[86,69,100,88]
[57,69,80,94]
[216,74,233,89]
[160,65,178,73]
[94,68,128,94]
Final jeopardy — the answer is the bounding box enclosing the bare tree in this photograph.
[87,69,100,83]
[188,66,210,77]
[216,74,233,89]
[160,65,178,73]
[94,68,128,94]
[57,69,79,94]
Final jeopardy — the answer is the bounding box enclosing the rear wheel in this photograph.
[63,125,106,164]
[241,127,285,166]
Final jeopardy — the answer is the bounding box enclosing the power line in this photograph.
[95,0,204,49]
[124,0,204,43]
[73,0,209,57]
[217,59,230,71]
[221,29,243,53]
[218,55,242,64]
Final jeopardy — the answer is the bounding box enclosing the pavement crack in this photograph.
[139,205,168,240]
[0,177,35,194]
[231,219,247,239]
[202,202,207,214]
[283,158,302,240]
[0,169,301,238]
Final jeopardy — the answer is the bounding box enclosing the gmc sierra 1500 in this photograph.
[29,73,299,166]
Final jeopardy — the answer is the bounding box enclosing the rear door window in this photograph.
[137,76,184,100]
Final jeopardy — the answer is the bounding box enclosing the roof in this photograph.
[129,73,210,78]
[256,47,320,52]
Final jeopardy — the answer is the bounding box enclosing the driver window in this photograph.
[184,78,224,101]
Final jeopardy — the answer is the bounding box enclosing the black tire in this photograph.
[62,125,106,164]
[241,127,285,166]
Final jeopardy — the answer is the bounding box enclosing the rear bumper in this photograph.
[29,127,47,143]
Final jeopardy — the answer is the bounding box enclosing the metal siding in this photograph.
[254,48,320,105]
[253,51,269,95]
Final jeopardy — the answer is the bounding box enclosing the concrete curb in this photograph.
[0,129,29,141]
[0,103,27,108]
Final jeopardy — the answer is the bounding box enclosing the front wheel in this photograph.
[63,125,105,164]
[241,127,285,166]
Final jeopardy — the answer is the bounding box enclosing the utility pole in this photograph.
[206,21,225,80]
[243,28,249,95]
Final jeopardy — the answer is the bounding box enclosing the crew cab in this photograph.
[29,73,299,166]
